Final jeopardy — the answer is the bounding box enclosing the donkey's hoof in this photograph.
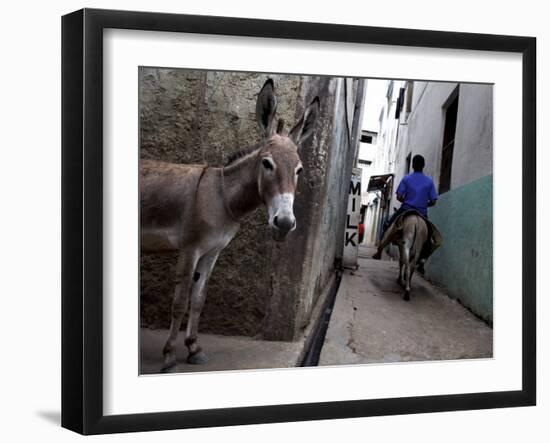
[403,292,410,301]
[161,352,177,372]
[187,350,209,365]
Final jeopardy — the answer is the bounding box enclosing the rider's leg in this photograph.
[372,227,393,259]
[372,207,404,259]
[382,209,401,236]
[417,258,426,274]
[416,223,438,273]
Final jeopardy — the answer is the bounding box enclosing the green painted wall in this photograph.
[426,174,493,324]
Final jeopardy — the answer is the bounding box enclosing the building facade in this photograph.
[358,80,405,245]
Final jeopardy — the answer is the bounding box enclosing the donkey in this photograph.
[140,79,320,370]
[397,214,428,301]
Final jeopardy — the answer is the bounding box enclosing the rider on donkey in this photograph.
[372,154,440,272]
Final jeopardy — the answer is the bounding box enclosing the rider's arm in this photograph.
[428,180,438,207]
[396,177,407,203]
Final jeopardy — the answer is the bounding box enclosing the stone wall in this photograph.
[139,68,364,340]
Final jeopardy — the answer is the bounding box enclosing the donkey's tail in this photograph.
[409,216,418,262]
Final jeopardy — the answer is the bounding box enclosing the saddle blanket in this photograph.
[389,209,443,259]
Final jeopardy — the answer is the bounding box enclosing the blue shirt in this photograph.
[396,172,438,217]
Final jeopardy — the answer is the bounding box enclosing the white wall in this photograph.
[357,141,376,205]
[0,1,546,442]
[396,82,458,190]
[452,83,494,187]
[376,80,407,178]
[393,82,493,198]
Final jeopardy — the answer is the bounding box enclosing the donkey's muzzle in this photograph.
[271,215,296,241]
[273,215,295,232]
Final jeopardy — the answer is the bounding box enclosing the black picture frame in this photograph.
[61,8,536,435]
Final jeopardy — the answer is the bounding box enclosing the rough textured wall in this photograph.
[294,78,366,331]
[426,175,493,323]
[260,75,335,339]
[268,77,366,336]
[139,68,361,340]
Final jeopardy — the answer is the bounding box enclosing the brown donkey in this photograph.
[140,79,320,370]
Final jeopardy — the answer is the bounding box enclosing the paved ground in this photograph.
[140,328,305,374]
[141,244,493,374]
[319,245,493,366]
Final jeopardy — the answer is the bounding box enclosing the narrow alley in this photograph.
[319,245,493,366]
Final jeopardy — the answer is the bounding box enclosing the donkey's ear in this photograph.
[256,79,278,138]
[289,97,320,146]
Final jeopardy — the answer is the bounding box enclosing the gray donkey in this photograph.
[140,79,320,370]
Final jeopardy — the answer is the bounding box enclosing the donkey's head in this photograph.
[255,79,320,242]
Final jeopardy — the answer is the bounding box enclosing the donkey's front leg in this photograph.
[162,251,199,371]
[185,250,220,364]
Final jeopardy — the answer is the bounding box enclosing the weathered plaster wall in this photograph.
[391,82,456,196]
[451,84,493,188]
[256,75,343,340]
[294,77,366,333]
[139,68,362,340]
[426,175,493,323]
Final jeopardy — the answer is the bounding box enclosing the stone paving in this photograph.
[319,245,493,366]
[140,244,492,374]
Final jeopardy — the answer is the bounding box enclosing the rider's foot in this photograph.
[372,250,382,260]
[417,260,426,274]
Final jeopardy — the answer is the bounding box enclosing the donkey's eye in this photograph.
[296,167,303,175]
[262,158,274,171]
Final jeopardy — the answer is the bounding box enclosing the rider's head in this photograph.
[412,154,425,172]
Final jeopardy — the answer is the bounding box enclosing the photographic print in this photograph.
[138,69,493,375]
